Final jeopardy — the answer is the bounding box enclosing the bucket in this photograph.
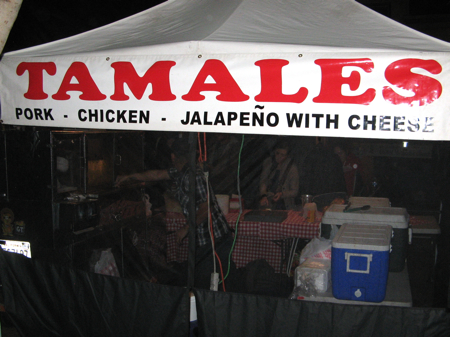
[216,194,230,215]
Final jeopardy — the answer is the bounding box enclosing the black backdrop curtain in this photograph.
[194,289,450,337]
[0,250,190,337]
[1,249,450,337]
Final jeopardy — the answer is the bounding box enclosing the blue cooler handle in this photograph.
[345,252,372,274]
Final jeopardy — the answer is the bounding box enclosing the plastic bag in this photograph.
[91,248,120,277]
[299,237,331,265]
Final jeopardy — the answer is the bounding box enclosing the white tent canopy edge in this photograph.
[1,0,450,141]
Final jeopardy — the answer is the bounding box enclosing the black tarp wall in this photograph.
[1,249,450,337]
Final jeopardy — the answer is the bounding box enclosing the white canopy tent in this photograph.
[1,0,450,140]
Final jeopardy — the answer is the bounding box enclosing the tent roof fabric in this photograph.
[6,0,450,57]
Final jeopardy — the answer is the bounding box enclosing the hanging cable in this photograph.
[222,134,245,282]
[198,132,225,290]
[209,209,226,292]
[198,132,207,163]
[198,133,203,162]
[205,171,216,276]
[207,167,226,291]
[215,247,226,291]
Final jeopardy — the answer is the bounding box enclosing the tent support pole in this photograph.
[187,132,197,288]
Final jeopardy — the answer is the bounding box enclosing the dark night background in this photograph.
[3,0,165,53]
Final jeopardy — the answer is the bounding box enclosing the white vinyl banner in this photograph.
[1,51,449,140]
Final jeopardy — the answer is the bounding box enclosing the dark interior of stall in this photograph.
[1,126,450,336]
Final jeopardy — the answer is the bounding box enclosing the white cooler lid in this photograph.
[322,204,409,229]
[348,197,391,208]
[332,223,392,251]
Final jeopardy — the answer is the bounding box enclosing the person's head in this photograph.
[170,137,190,169]
[143,187,166,216]
[333,144,347,163]
[273,141,290,165]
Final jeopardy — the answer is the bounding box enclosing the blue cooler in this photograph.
[332,224,392,303]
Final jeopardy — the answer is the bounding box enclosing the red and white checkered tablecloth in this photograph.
[409,215,440,234]
[164,210,321,272]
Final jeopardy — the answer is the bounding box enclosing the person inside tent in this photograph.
[259,140,299,210]
[115,137,235,290]
[333,143,364,197]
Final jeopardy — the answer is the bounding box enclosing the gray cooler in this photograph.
[321,204,410,272]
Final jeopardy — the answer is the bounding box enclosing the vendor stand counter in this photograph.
[296,266,413,307]
[164,210,321,273]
